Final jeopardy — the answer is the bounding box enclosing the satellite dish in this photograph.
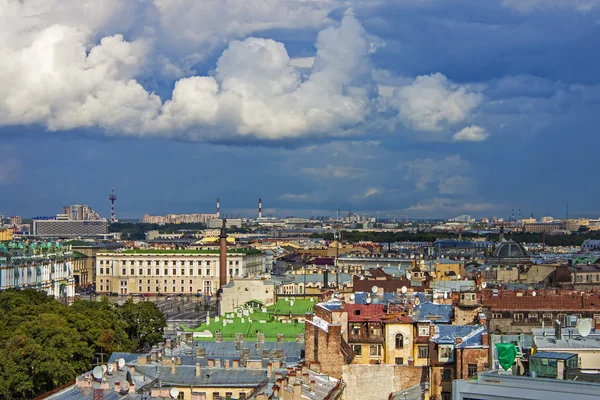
[444,292,448,299]
[401,286,407,294]
[577,319,593,337]
[406,272,412,280]
[170,388,180,398]
[415,298,421,306]
[366,297,372,304]
[372,286,379,294]
[101,365,108,374]
[120,381,130,394]
[532,291,536,297]
[92,366,104,381]
[107,364,114,374]
[410,254,415,259]
[481,282,487,289]
[350,294,355,300]
[457,274,461,280]
[118,358,125,369]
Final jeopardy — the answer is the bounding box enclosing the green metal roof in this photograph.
[266,298,316,316]
[64,240,92,247]
[180,309,304,342]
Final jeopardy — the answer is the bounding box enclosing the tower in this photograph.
[108,188,117,223]
[258,198,262,218]
[216,198,220,219]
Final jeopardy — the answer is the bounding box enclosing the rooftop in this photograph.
[104,248,262,255]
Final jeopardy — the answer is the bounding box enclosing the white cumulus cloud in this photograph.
[392,73,483,132]
[452,125,489,142]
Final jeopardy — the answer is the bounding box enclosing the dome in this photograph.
[493,240,528,259]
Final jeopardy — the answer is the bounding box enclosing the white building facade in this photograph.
[95,249,265,296]
[0,243,76,298]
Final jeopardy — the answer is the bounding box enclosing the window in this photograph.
[177,392,184,400]
[190,279,193,284]
[492,312,502,319]
[122,268,126,275]
[513,313,524,322]
[213,393,220,400]
[139,269,143,275]
[352,345,362,355]
[418,325,429,336]
[543,313,553,322]
[395,333,404,349]
[369,345,381,357]
[190,269,193,276]
[147,269,151,275]
[528,313,538,323]
[173,269,177,275]
[418,345,429,358]
[395,357,404,365]
[100,268,104,274]
[198,269,202,276]
[206,269,211,276]
[354,310,361,316]
[441,393,451,400]
[441,368,452,381]
[557,313,566,321]
[438,345,454,362]
[225,393,232,400]
[369,325,381,337]
[239,393,246,400]
[352,324,360,335]
[138,279,142,284]
[164,269,168,275]
[130,268,134,275]
[468,364,478,378]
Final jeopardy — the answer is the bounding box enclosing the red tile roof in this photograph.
[344,304,386,322]
[482,290,600,311]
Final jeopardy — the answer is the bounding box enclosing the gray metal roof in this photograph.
[136,365,268,387]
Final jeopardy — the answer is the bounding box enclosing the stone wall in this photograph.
[341,364,427,400]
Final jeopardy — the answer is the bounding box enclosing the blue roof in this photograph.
[531,352,578,360]
[432,325,487,347]
[412,301,453,323]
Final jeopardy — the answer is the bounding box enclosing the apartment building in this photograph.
[95,249,265,296]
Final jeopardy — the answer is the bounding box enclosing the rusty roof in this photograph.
[344,304,386,322]
[482,291,600,311]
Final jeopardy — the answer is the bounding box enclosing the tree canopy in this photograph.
[0,290,165,399]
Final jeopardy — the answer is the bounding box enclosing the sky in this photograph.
[1,0,600,220]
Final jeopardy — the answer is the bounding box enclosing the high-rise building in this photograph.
[9,216,22,225]
[62,204,102,221]
[32,214,108,237]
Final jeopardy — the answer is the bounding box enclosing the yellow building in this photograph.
[0,227,14,241]
[434,259,465,280]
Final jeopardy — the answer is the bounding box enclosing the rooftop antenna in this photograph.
[108,188,117,223]
[258,198,262,219]
[216,198,220,219]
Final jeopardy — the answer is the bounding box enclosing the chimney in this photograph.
[272,385,280,397]
[114,382,120,393]
[224,359,230,370]
[294,383,302,396]
[129,365,135,375]
[429,324,435,338]
[302,373,309,384]
[177,356,182,365]
[215,359,221,368]
[171,363,176,374]
[275,372,283,379]
[258,198,263,219]
[555,320,562,340]
[219,219,228,287]
[310,380,316,392]
[129,382,135,394]
[267,363,273,376]
[208,359,215,368]
[216,198,220,219]
[456,337,463,345]
[482,331,489,346]
[137,355,148,365]
[232,359,239,369]
[196,362,201,376]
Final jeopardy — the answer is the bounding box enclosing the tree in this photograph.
[119,300,166,352]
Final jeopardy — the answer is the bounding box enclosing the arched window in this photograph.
[395,333,404,349]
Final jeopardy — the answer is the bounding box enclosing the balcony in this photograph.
[348,334,384,344]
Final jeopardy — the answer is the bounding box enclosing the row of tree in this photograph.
[0,290,165,399]
[310,230,600,246]
[109,222,207,240]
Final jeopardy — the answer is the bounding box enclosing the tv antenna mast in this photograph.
[108,188,117,223]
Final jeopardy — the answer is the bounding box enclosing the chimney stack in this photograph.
[216,198,220,219]
[196,362,201,376]
[219,218,228,287]
[258,198,263,218]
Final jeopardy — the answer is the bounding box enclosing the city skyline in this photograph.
[2,1,600,218]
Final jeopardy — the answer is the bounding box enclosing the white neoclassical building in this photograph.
[95,248,266,296]
[0,242,76,298]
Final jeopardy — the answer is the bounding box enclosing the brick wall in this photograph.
[305,313,347,379]
[342,364,427,400]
